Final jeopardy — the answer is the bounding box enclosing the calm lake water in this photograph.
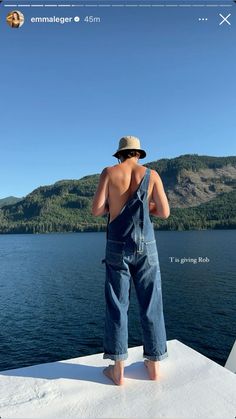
[0,230,235,371]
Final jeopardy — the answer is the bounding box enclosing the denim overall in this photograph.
[102,167,168,361]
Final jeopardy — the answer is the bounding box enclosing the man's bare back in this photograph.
[92,156,170,221]
[106,160,153,223]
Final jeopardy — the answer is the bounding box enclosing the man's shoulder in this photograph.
[101,164,120,174]
[149,168,159,176]
[99,165,117,179]
[148,168,162,184]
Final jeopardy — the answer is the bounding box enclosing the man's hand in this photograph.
[149,201,158,215]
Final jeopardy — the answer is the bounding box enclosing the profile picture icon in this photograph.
[6,10,24,28]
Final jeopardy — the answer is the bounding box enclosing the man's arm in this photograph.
[149,170,170,219]
[92,167,109,217]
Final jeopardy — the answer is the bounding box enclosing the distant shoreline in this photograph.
[0,225,235,235]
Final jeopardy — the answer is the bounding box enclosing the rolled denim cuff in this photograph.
[143,351,168,361]
[103,352,128,361]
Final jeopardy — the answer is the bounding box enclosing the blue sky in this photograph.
[0,4,235,198]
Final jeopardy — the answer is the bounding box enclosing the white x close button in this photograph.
[219,14,231,26]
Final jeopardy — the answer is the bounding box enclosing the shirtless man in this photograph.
[92,136,170,385]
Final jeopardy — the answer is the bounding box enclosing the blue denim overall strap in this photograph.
[128,169,150,253]
[102,166,168,362]
[130,167,152,252]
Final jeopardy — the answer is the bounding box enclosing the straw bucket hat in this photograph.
[113,136,146,159]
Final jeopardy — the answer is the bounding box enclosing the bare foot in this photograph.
[144,359,159,380]
[103,364,124,386]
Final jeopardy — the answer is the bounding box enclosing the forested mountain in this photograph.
[0,196,22,208]
[0,154,235,233]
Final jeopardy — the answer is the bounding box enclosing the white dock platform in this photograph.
[0,339,235,418]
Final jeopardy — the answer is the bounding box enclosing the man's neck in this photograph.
[120,157,139,164]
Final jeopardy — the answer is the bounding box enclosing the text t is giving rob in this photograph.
[169,257,210,264]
